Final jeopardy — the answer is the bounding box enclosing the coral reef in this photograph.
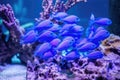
[0,4,35,64]
[0,4,23,63]
[101,34,120,55]
[0,0,120,80]
[37,0,87,21]
[27,53,120,80]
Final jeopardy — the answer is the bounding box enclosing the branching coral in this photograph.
[0,4,35,64]
[37,0,87,21]
[0,4,22,63]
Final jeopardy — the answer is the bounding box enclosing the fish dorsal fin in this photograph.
[90,13,95,21]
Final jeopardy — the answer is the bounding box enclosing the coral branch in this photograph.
[0,4,35,64]
[38,0,87,20]
[0,4,23,38]
[64,0,87,11]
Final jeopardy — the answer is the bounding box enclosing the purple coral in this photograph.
[0,4,36,64]
[37,0,87,21]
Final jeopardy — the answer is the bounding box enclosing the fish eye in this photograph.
[92,45,96,48]
[50,22,53,25]
[108,20,112,24]
[76,18,80,21]
[106,31,109,34]
[70,41,73,45]
[51,33,54,35]
[72,39,75,42]
[80,27,84,31]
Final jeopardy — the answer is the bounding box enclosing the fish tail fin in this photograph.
[89,13,95,26]
[90,13,95,21]
[86,13,95,37]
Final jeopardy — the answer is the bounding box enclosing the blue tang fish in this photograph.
[87,27,106,41]
[48,24,61,32]
[64,51,80,61]
[53,12,68,20]
[60,24,74,32]
[86,14,111,38]
[63,15,80,24]
[61,30,82,37]
[63,36,75,41]
[34,42,51,58]
[90,14,112,26]
[76,38,88,47]
[50,38,61,47]
[92,30,110,42]
[95,27,105,32]
[42,51,54,60]
[20,30,37,44]
[86,25,95,38]
[37,31,57,42]
[93,18,112,26]
[70,25,84,33]
[87,31,95,40]
[87,51,104,60]
[57,37,75,51]
[35,20,53,31]
[77,42,96,52]
[42,49,57,60]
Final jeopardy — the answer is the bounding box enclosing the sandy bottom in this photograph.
[0,64,26,80]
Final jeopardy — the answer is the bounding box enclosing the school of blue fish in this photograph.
[20,12,112,61]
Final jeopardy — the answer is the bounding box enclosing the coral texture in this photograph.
[101,34,120,55]
[37,0,87,21]
[27,53,120,80]
[0,4,36,64]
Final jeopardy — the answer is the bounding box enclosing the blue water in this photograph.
[0,0,109,26]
